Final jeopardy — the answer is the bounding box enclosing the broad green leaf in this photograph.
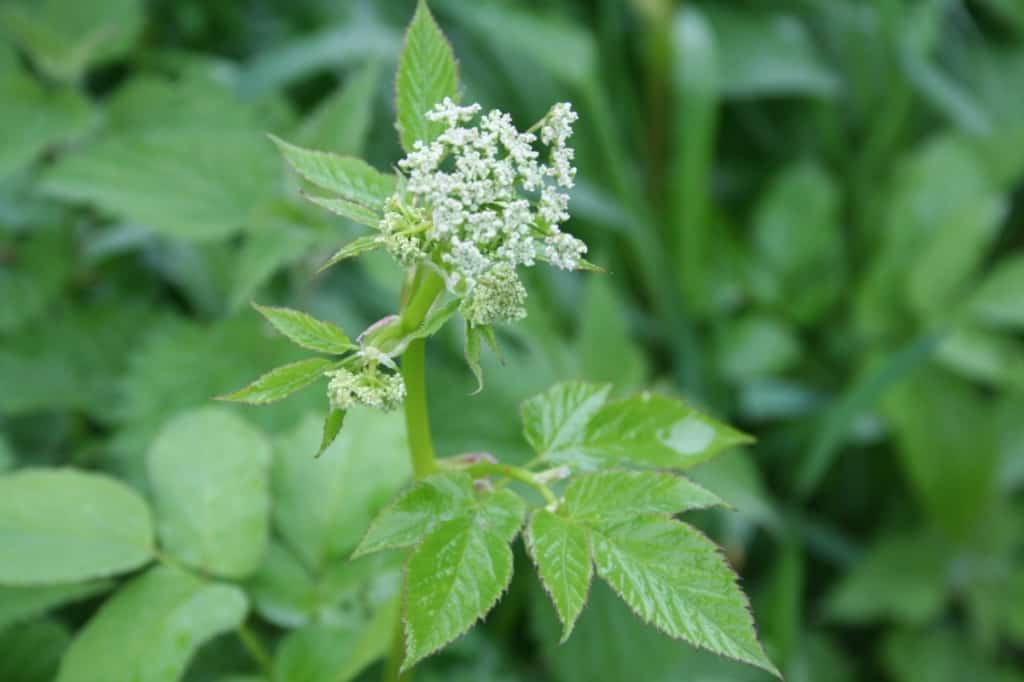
[333,597,401,681]
[0,619,71,682]
[0,0,142,81]
[969,254,1024,329]
[272,624,361,682]
[591,516,779,676]
[0,227,74,333]
[317,234,383,271]
[217,357,331,405]
[0,469,153,585]
[271,135,395,211]
[0,67,93,177]
[229,223,319,312]
[296,61,378,155]
[253,303,354,354]
[304,193,383,228]
[751,162,843,323]
[884,368,999,538]
[354,471,476,557]
[542,393,751,471]
[396,0,460,151]
[43,130,280,241]
[578,275,647,388]
[825,534,948,625]
[521,381,612,458]
[274,411,410,569]
[406,298,460,343]
[147,407,271,578]
[717,315,801,382]
[0,581,112,629]
[316,408,346,458]
[479,488,527,542]
[563,471,724,524]
[525,509,592,642]
[247,541,319,628]
[56,566,247,682]
[402,515,514,671]
[464,321,484,393]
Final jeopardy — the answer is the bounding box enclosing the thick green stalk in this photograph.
[383,265,445,682]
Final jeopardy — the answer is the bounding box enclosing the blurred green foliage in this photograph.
[1,0,1022,680]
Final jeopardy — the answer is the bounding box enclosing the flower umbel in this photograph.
[326,347,406,411]
[381,99,587,326]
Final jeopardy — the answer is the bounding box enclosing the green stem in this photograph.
[444,459,558,506]
[384,266,446,682]
[237,622,273,677]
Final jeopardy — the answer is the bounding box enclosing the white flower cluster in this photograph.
[380,99,587,326]
[325,348,405,411]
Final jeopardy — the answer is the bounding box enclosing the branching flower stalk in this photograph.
[220,2,777,680]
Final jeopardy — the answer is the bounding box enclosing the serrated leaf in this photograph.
[521,382,613,458]
[591,516,778,676]
[253,303,354,355]
[56,566,248,682]
[406,298,460,343]
[558,394,751,471]
[402,515,513,671]
[271,135,396,211]
[564,471,725,524]
[0,581,113,630]
[317,234,383,272]
[217,357,331,405]
[147,407,271,579]
[303,193,382,228]
[478,488,527,542]
[525,509,592,642]
[396,0,460,151]
[354,471,476,557]
[316,408,346,458]
[0,469,154,585]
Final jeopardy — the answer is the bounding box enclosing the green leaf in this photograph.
[43,130,280,241]
[0,66,93,177]
[56,566,247,682]
[406,298,460,343]
[295,61,378,155]
[577,276,648,387]
[217,357,332,405]
[271,135,396,211]
[0,227,74,333]
[253,303,354,355]
[0,0,143,81]
[521,382,613,459]
[0,468,154,585]
[825,534,948,625]
[303,193,383,228]
[273,411,410,569]
[354,471,476,557]
[271,623,362,682]
[316,408,346,458]
[564,471,725,524]
[0,581,112,629]
[525,509,592,642]
[402,515,514,671]
[230,223,318,312]
[540,393,751,471]
[969,253,1024,329]
[0,619,71,682]
[396,0,460,151]
[147,407,271,579]
[317,234,383,272]
[591,515,778,676]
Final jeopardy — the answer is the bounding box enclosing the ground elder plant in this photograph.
[220,2,778,678]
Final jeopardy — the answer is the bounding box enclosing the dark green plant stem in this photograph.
[384,265,446,682]
[237,622,273,677]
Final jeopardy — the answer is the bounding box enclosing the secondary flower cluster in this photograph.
[325,347,405,412]
[379,99,588,326]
